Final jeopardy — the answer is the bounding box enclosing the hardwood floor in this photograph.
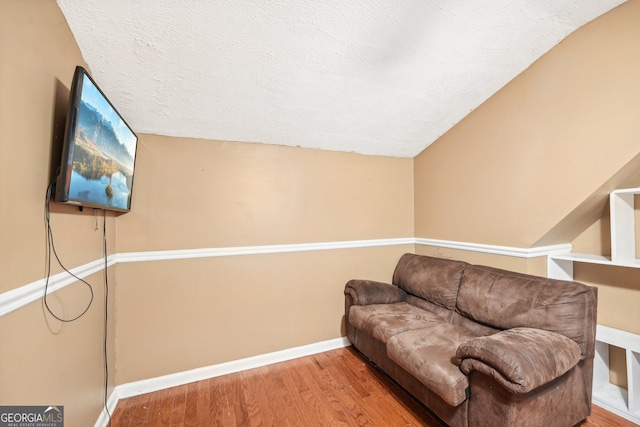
[109,347,636,427]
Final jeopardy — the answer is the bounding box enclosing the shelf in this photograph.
[610,188,640,263]
[551,253,640,268]
[546,188,640,424]
[593,383,640,424]
[598,325,640,353]
[593,382,628,414]
[591,328,640,425]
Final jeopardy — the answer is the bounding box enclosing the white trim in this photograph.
[1,238,412,317]
[94,389,121,427]
[116,238,570,264]
[0,238,572,317]
[415,238,571,258]
[115,238,416,263]
[94,337,351,427]
[0,256,116,317]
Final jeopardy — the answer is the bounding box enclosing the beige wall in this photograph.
[0,270,116,426]
[115,245,412,383]
[114,134,415,383]
[0,2,116,426]
[414,0,640,249]
[117,134,414,251]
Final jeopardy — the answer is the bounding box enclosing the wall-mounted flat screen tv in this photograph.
[55,66,138,213]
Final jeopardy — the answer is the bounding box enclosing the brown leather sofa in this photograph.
[344,253,597,427]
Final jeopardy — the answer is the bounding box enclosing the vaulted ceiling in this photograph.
[57,0,626,158]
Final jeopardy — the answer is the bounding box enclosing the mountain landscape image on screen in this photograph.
[69,99,135,209]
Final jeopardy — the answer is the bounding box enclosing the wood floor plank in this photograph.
[183,381,201,427]
[261,367,300,426]
[153,386,177,427]
[209,375,237,426]
[109,393,138,427]
[168,384,188,426]
[110,347,637,427]
[243,366,277,427]
[295,356,356,426]
[239,368,270,427]
[127,392,152,425]
[135,387,165,426]
[332,349,373,399]
[583,405,636,427]
[316,349,433,426]
[305,352,373,426]
[193,377,212,427]
[226,367,248,426]
[288,355,350,425]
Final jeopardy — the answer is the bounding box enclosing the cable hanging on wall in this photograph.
[45,179,113,424]
[43,179,94,322]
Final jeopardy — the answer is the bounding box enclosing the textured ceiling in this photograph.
[57,0,625,158]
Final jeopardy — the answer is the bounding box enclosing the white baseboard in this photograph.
[94,336,351,427]
[94,391,120,427]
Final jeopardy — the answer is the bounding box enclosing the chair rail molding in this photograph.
[1,237,570,317]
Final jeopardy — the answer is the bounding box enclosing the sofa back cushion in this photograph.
[456,265,597,357]
[393,254,468,310]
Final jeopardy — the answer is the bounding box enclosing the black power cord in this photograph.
[43,180,94,322]
[102,209,112,426]
[43,180,112,425]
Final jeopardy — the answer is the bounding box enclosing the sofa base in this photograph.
[467,360,593,427]
[348,326,468,427]
[348,325,593,427]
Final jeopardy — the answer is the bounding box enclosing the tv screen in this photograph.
[55,66,138,213]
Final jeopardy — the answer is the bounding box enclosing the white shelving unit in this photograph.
[611,188,640,263]
[591,326,640,424]
[547,188,640,425]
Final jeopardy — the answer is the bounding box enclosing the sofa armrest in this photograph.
[344,279,407,306]
[455,327,582,394]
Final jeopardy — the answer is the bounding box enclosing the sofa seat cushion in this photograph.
[349,303,445,343]
[386,323,480,406]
